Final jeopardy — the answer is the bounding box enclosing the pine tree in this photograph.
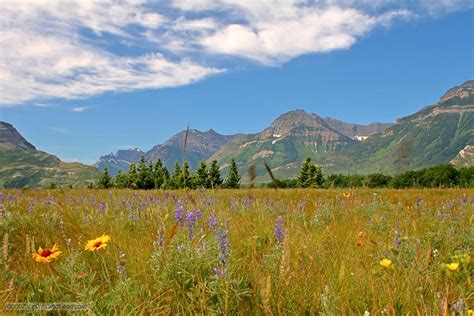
[171,161,182,189]
[298,158,324,188]
[153,159,164,189]
[224,159,241,189]
[98,167,113,189]
[181,161,193,189]
[208,160,223,189]
[196,161,209,188]
[137,156,154,189]
[298,158,311,188]
[114,171,130,189]
[162,166,171,189]
[128,163,138,189]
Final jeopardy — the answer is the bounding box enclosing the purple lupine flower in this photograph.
[154,226,165,248]
[213,266,223,277]
[216,228,230,267]
[274,216,285,245]
[98,202,106,213]
[195,209,203,219]
[175,204,186,223]
[208,211,217,229]
[186,211,197,240]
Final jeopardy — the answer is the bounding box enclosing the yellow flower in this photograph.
[32,244,62,263]
[358,231,366,238]
[445,262,459,271]
[85,234,111,252]
[343,192,351,198]
[379,259,392,268]
[467,309,473,316]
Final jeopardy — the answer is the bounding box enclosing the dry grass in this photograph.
[0,188,472,314]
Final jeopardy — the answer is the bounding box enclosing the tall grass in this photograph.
[0,189,472,314]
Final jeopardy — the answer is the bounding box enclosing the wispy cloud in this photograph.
[0,0,471,106]
[72,106,91,112]
[48,126,70,134]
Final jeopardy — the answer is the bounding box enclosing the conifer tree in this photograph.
[171,161,182,189]
[181,161,193,189]
[208,160,223,189]
[137,156,154,189]
[162,165,171,189]
[114,171,129,189]
[128,163,138,189]
[298,158,311,188]
[98,167,113,189]
[196,161,209,188]
[224,159,241,189]
[153,159,164,189]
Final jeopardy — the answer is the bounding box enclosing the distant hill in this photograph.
[0,122,100,188]
[145,129,237,170]
[95,148,145,175]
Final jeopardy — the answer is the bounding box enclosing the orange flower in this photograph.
[343,192,351,198]
[358,231,366,238]
[85,234,110,252]
[32,244,62,263]
[356,241,364,248]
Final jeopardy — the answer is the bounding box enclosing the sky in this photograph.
[0,0,473,164]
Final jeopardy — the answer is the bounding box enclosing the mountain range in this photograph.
[1,80,472,187]
[0,122,100,188]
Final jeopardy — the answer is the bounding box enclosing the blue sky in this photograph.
[0,1,472,164]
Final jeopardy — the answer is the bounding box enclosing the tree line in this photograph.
[96,157,241,189]
[96,156,474,189]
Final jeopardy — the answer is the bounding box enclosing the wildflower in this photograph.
[274,216,285,245]
[379,258,392,268]
[468,309,473,316]
[216,228,230,267]
[213,266,223,277]
[85,234,110,252]
[358,231,366,238]
[343,192,351,198]
[452,299,464,314]
[208,211,217,229]
[356,241,364,248]
[174,204,186,223]
[32,244,62,263]
[445,262,459,271]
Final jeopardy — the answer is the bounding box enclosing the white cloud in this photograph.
[0,0,471,106]
[72,106,89,112]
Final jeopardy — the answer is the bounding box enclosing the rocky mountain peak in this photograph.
[439,80,474,103]
[0,121,36,150]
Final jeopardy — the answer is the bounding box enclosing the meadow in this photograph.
[0,189,472,314]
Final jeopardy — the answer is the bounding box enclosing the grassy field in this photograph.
[0,189,472,314]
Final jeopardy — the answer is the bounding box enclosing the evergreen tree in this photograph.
[298,158,323,188]
[298,158,311,188]
[224,159,241,189]
[98,167,113,189]
[128,163,138,189]
[153,159,164,189]
[114,171,130,189]
[171,161,182,189]
[196,161,209,188]
[137,156,154,189]
[181,161,193,189]
[208,160,223,188]
[162,166,171,189]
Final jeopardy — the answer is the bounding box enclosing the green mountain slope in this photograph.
[0,122,100,188]
[209,110,358,182]
[325,81,474,174]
